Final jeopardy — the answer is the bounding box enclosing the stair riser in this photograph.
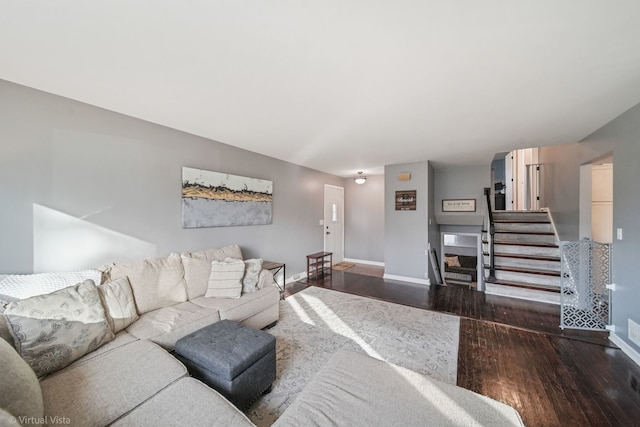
[492,244,560,258]
[485,284,560,305]
[494,222,553,233]
[495,233,557,244]
[485,256,560,272]
[493,212,549,221]
[494,270,560,287]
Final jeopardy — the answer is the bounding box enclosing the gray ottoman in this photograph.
[174,320,276,410]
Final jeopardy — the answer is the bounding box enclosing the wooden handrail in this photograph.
[484,187,496,281]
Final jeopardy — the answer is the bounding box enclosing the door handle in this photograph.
[326,232,331,235]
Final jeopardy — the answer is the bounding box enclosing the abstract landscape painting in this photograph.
[182,167,273,228]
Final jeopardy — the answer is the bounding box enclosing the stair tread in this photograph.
[493,210,546,214]
[490,265,561,276]
[495,230,555,235]
[492,253,561,262]
[494,220,551,224]
[494,241,559,248]
[486,279,561,293]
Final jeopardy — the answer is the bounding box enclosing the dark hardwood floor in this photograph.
[286,270,640,427]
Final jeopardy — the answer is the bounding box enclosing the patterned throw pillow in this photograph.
[4,280,114,377]
[205,258,245,299]
[445,255,461,268]
[242,259,263,293]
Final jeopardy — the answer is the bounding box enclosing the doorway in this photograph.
[324,185,344,263]
[440,232,484,291]
[504,148,541,210]
[579,156,613,243]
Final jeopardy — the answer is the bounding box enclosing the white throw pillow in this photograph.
[242,259,263,293]
[205,258,245,299]
[4,280,114,377]
[181,245,244,300]
[97,277,139,333]
[0,270,102,300]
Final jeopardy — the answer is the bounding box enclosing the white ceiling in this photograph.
[2,1,640,177]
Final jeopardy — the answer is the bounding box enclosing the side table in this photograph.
[306,252,333,282]
[262,261,285,300]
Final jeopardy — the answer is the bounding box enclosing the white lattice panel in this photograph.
[560,241,611,331]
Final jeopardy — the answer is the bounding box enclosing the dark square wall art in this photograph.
[182,167,273,228]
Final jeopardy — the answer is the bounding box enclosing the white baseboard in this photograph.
[285,272,307,285]
[609,332,640,368]
[383,274,430,286]
[343,258,384,267]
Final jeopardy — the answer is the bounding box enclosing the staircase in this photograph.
[483,210,561,304]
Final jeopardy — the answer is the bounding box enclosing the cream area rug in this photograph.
[247,286,460,426]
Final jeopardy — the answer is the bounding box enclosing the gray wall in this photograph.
[541,102,640,352]
[343,174,384,262]
[539,143,613,240]
[384,162,429,280]
[0,80,342,276]
[434,165,489,226]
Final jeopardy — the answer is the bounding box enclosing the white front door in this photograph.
[324,185,344,263]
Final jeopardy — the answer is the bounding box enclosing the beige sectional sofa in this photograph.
[0,244,279,426]
[103,245,280,351]
[0,244,525,427]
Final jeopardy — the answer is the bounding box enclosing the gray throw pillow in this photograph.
[242,259,263,293]
[4,280,114,377]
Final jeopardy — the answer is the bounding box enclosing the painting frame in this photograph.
[395,190,417,211]
[181,167,273,228]
[442,199,476,212]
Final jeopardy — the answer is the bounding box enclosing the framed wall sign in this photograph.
[442,199,476,212]
[395,190,417,210]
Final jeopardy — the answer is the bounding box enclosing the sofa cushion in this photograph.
[188,244,244,262]
[181,245,244,300]
[110,377,255,427]
[72,331,138,365]
[272,350,524,427]
[0,270,102,300]
[98,276,139,333]
[242,259,263,293]
[0,337,44,424]
[125,302,220,351]
[40,339,187,427]
[0,408,16,426]
[191,285,279,323]
[257,269,275,290]
[0,312,13,347]
[4,280,114,377]
[205,258,245,299]
[108,253,188,315]
[181,256,214,300]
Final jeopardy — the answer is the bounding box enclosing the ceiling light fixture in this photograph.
[354,171,367,185]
